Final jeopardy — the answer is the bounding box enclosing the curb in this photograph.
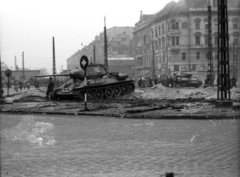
[0,110,239,119]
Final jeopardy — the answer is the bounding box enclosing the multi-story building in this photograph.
[1,62,40,84]
[132,11,156,79]
[133,0,240,82]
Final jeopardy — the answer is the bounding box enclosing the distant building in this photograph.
[108,57,134,76]
[1,62,9,71]
[1,70,40,83]
[133,0,240,82]
[66,26,134,71]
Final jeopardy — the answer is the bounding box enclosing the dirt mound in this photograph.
[136,84,187,99]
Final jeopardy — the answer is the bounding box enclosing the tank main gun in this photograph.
[35,63,107,80]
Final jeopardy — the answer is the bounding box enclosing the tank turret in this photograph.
[35,63,135,100]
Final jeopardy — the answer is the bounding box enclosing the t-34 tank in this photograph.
[35,63,135,100]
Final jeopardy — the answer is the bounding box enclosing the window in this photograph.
[182,22,187,29]
[191,64,196,71]
[155,40,158,50]
[158,25,161,35]
[233,19,238,29]
[162,38,165,48]
[233,37,238,45]
[171,20,179,30]
[143,35,146,44]
[204,19,208,30]
[206,52,209,59]
[214,37,218,45]
[155,27,158,37]
[159,55,162,63]
[155,56,158,65]
[215,52,218,60]
[196,36,200,45]
[176,37,179,45]
[196,52,200,60]
[162,24,165,34]
[182,53,186,60]
[171,37,179,46]
[205,36,208,45]
[174,65,179,71]
[171,37,175,46]
[159,39,161,49]
[163,53,166,63]
[196,21,200,30]
[213,0,217,7]
[214,19,218,30]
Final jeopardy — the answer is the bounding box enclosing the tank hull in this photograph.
[50,80,135,100]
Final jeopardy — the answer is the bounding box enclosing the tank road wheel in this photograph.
[104,88,113,99]
[127,83,135,93]
[121,84,128,95]
[113,86,121,97]
[95,89,103,100]
[87,90,95,100]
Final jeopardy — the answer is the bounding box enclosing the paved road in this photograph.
[2,86,45,97]
[1,114,239,177]
[2,87,31,96]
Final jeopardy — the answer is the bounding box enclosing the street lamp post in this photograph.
[0,56,3,99]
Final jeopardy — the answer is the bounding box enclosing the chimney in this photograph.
[140,11,143,20]
[14,56,17,70]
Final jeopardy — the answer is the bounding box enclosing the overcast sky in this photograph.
[1,0,178,73]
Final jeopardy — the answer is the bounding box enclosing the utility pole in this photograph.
[207,0,213,86]
[53,37,56,75]
[232,43,236,77]
[0,55,3,99]
[217,0,231,100]
[22,51,25,80]
[104,16,108,72]
[93,45,96,63]
[152,40,156,79]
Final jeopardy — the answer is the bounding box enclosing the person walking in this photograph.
[46,77,54,99]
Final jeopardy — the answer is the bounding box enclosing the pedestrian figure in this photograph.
[27,82,30,90]
[46,77,54,99]
[169,76,174,88]
[149,77,153,87]
[231,76,237,88]
[138,77,143,88]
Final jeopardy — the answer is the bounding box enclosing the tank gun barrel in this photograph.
[35,73,70,78]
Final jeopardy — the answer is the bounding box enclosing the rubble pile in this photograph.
[136,84,187,99]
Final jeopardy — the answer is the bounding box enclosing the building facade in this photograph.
[133,0,240,82]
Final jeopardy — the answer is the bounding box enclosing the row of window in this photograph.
[195,18,239,30]
[195,36,239,45]
[136,35,239,55]
[152,51,220,65]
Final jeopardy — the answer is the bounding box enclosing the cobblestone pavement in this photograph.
[2,87,36,97]
[1,114,239,177]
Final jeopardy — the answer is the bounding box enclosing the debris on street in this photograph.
[1,85,239,118]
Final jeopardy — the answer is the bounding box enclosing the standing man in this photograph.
[46,77,54,99]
